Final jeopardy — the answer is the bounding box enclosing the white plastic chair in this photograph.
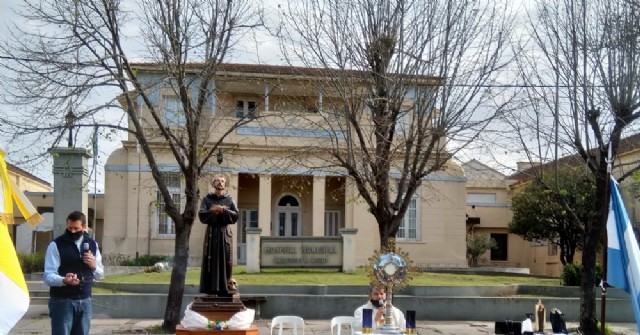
[270,315,305,335]
[331,316,356,335]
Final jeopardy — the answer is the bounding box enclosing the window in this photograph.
[397,195,419,241]
[467,193,497,204]
[324,210,340,236]
[490,233,508,261]
[395,108,410,135]
[157,173,181,236]
[165,97,186,126]
[548,243,558,256]
[236,100,257,118]
[239,209,259,243]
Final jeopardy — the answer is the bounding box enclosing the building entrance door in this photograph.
[275,195,301,237]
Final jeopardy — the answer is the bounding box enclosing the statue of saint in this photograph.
[535,299,546,332]
[198,174,239,297]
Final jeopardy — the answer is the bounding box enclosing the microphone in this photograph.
[83,242,90,254]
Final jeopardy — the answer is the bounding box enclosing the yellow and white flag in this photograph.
[0,148,43,334]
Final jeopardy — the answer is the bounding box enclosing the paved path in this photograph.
[12,304,638,334]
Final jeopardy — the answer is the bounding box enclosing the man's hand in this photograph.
[62,273,80,286]
[375,307,386,325]
[83,251,96,271]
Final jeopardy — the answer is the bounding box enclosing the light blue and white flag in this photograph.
[607,176,640,332]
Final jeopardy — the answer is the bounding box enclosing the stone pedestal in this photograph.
[176,296,256,335]
[48,147,91,237]
[190,296,245,321]
[340,228,358,273]
[245,227,262,273]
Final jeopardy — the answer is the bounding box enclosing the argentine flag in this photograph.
[607,177,640,332]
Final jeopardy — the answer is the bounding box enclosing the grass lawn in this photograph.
[101,266,562,286]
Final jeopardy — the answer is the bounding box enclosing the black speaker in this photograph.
[494,320,522,335]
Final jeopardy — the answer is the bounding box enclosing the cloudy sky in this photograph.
[0,0,285,192]
[0,0,530,192]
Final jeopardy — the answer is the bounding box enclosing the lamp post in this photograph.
[65,110,76,147]
[216,150,224,164]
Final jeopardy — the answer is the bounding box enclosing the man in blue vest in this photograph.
[43,211,104,335]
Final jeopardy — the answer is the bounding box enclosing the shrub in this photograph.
[17,252,45,274]
[102,253,132,266]
[466,233,497,266]
[597,321,613,335]
[561,262,602,286]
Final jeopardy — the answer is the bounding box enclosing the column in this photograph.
[228,173,239,265]
[312,175,326,236]
[245,227,262,273]
[264,84,270,112]
[49,147,91,238]
[344,178,355,228]
[258,174,272,236]
[340,228,358,273]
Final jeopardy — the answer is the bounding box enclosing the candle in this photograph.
[406,310,416,333]
[363,308,373,333]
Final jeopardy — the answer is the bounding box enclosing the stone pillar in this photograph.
[227,173,239,266]
[245,227,262,273]
[344,178,355,228]
[312,175,325,236]
[340,228,358,273]
[49,147,91,238]
[258,174,272,236]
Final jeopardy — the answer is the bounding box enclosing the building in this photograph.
[464,133,640,276]
[463,160,563,276]
[6,161,51,252]
[7,161,51,194]
[7,160,105,254]
[102,63,469,268]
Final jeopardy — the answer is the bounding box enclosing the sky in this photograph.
[0,0,285,192]
[0,0,532,192]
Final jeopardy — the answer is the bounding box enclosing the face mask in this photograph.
[65,229,84,241]
[370,299,385,308]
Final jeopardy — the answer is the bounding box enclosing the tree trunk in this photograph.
[579,175,606,334]
[377,215,402,250]
[162,221,192,332]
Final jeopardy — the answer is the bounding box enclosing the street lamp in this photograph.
[216,150,224,164]
[65,110,76,147]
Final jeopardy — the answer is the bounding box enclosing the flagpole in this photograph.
[601,144,612,335]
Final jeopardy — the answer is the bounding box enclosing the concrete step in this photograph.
[30,296,49,305]
[30,290,49,298]
[27,280,47,291]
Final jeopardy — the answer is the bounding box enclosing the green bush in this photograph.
[102,253,132,266]
[466,233,497,266]
[597,321,613,335]
[17,252,45,274]
[561,262,602,286]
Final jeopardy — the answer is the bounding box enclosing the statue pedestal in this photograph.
[176,296,257,335]
[190,296,246,321]
[176,325,258,335]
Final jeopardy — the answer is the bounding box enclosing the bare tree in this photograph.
[507,0,640,332]
[0,0,262,331]
[273,0,514,248]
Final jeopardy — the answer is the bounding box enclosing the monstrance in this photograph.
[367,239,416,334]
